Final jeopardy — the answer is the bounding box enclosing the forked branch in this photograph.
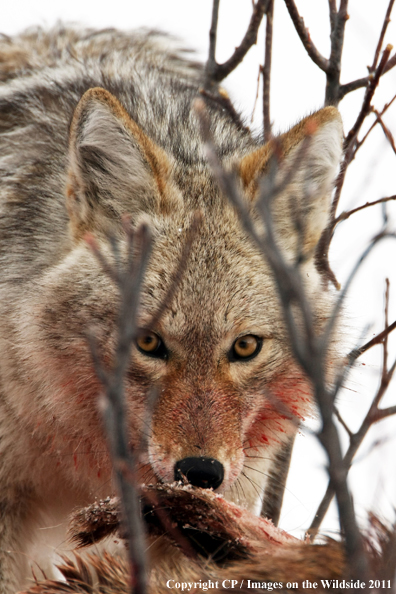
[87,223,152,594]
[85,220,199,593]
[205,0,269,85]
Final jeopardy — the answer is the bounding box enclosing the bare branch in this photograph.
[206,0,220,81]
[310,281,396,539]
[374,110,396,155]
[339,53,396,99]
[344,44,393,149]
[263,0,273,141]
[334,1,395,100]
[251,64,263,124]
[383,51,396,74]
[334,407,353,438]
[206,0,269,85]
[87,224,153,594]
[372,0,395,72]
[283,0,329,73]
[261,437,294,525]
[328,0,337,16]
[348,320,396,361]
[316,45,393,287]
[375,403,396,421]
[354,93,396,154]
[335,195,396,226]
[338,76,374,99]
[325,0,349,106]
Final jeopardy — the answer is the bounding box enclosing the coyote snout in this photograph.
[174,457,224,489]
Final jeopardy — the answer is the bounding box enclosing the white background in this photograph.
[3,1,396,540]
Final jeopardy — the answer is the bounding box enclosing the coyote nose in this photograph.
[174,457,224,489]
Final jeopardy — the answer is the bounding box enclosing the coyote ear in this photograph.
[239,107,343,256]
[67,87,173,236]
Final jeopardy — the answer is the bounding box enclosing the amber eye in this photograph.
[231,335,262,361]
[136,332,167,359]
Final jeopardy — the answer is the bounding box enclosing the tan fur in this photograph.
[0,26,343,590]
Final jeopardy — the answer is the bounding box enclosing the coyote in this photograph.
[0,26,342,590]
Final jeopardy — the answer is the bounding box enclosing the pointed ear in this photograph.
[239,107,343,256]
[66,87,175,237]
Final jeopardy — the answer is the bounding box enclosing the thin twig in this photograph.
[251,64,263,124]
[354,93,396,155]
[334,407,353,438]
[283,0,329,72]
[334,195,396,225]
[348,320,396,360]
[372,0,395,72]
[374,110,396,155]
[344,44,393,149]
[338,53,396,99]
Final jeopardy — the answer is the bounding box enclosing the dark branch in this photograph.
[283,0,329,73]
[263,0,274,141]
[339,52,396,99]
[371,0,395,72]
[344,44,392,149]
[354,93,396,154]
[334,406,353,438]
[348,320,396,361]
[374,110,396,154]
[206,0,269,85]
[205,0,220,82]
[325,0,349,106]
[334,195,396,226]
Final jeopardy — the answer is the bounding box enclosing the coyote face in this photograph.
[0,26,342,589]
[30,87,341,508]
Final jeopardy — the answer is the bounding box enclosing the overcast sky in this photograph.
[4,1,396,539]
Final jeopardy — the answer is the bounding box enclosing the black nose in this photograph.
[174,456,224,489]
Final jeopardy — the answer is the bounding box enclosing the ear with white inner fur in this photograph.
[66,87,173,237]
[239,107,343,258]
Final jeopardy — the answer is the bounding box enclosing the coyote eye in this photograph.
[136,331,167,359]
[230,335,262,361]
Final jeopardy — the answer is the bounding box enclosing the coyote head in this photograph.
[25,88,343,511]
